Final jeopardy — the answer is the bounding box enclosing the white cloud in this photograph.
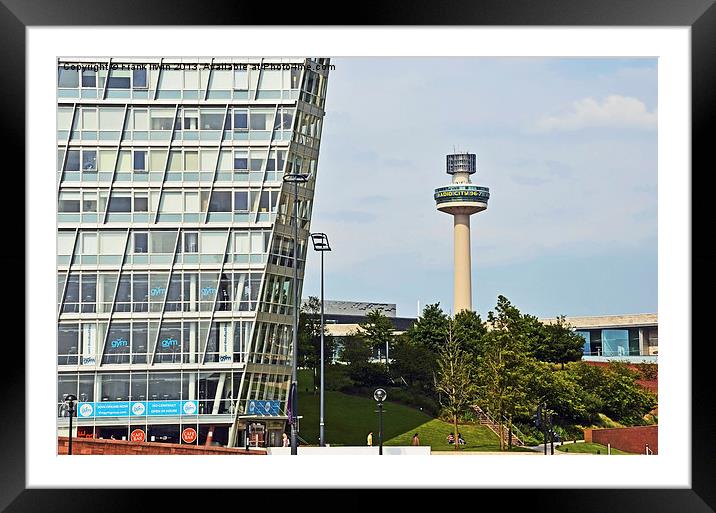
[535,95,657,132]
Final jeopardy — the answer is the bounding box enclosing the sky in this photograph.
[301,57,657,319]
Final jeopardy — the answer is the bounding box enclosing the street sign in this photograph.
[130,429,145,442]
[182,427,197,444]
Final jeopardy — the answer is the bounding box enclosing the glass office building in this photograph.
[56,57,330,448]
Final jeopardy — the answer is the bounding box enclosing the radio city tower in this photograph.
[434,153,490,313]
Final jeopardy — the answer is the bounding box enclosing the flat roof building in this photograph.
[57,57,330,448]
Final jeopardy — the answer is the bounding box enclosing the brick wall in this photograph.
[583,425,658,454]
[57,437,266,455]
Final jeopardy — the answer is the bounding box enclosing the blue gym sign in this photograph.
[246,400,280,416]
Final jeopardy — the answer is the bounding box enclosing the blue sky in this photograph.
[302,57,657,319]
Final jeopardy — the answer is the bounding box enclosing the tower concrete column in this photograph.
[453,213,472,313]
[434,152,490,315]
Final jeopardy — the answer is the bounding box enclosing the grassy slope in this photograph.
[296,370,508,450]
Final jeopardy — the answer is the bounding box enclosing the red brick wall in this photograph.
[57,437,266,455]
[583,425,658,454]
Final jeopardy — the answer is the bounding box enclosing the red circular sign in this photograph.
[130,429,145,442]
[182,427,197,444]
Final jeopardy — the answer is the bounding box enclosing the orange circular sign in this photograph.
[182,427,197,444]
[130,429,145,442]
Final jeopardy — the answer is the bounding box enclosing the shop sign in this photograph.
[181,427,197,444]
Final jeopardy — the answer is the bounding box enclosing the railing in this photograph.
[471,406,524,447]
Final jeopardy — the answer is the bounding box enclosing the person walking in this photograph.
[412,433,420,446]
[282,432,289,447]
[367,431,373,446]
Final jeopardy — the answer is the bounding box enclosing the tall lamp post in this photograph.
[63,394,77,455]
[310,232,331,447]
[373,388,387,455]
[283,171,310,455]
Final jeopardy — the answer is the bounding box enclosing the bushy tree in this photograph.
[531,315,586,368]
[406,303,449,352]
[389,334,436,393]
[453,309,487,356]
[340,332,372,366]
[359,309,394,366]
[568,361,657,425]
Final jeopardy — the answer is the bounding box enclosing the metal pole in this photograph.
[68,404,73,455]
[378,402,384,455]
[290,179,299,455]
[543,403,547,456]
[549,411,554,455]
[319,249,325,447]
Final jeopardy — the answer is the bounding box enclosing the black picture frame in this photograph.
[4,0,713,511]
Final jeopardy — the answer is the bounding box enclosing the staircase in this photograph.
[471,406,524,447]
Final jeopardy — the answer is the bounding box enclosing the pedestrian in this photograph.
[367,431,373,446]
[282,432,289,447]
[412,433,420,446]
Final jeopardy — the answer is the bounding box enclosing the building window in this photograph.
[183,110,198,130]
[134,194,149,213]
[150,109,175,130]
[200,112,224,130]
[233,110,248,130]
[58,67,78,88]
[81,70,96,88]
[107,71,131,89]
[250,112,268,131]
[208,191,232,212]
[58,193,80,213]
[133,150,147,172]
[133,69,148,89]
[82,193,98,213]
[134,233,148,253]
[108,195,131,213]
[65,150,80,171]
[82,150,97,172]
[234,191,248,212]
[151,232,177,254]
[234,151,248,172]
[183,232,199,253]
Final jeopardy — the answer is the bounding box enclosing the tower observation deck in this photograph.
[434,153,490,313]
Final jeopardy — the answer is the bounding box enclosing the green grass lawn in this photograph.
[556,442,634,455]
[387,418,533,452]
[296,370,524,451]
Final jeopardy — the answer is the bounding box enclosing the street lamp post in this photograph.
[373,388,387,455]
[310,233,331,447]
[283,172,310,455]
[63,394,77,455]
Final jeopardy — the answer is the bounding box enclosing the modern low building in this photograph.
[57,57,330,448]
[542,313,658,363]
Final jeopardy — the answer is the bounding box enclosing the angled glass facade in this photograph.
[57,57,330,447]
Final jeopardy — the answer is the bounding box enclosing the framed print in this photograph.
[5,0,715,511]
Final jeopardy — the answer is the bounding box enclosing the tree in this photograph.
[390,334,436,393]
[453,309,487,356]
[531,315,586,368]
[406,303,449,352]
[359,309,395,367]
[298,296,335,392]
[435,320,477,451]
[340,332,372,366]
[474,296,535,450]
